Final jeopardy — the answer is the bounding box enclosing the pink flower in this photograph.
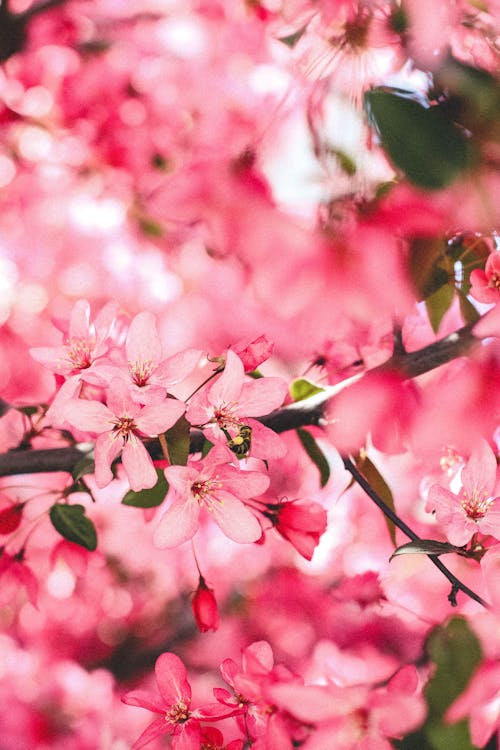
[95,311,201,405]
[446,661,500,748]
[229,334,274,372]
[64,379,185,491]
[427,440,500,546]
[0,549,38,608]
[122,652,238,750]
[186,350,287,460]
[263,498,327,560]
[470,252,500,304]
[154,445,266,548]
[200,727,244,750]
[30,298,117,377]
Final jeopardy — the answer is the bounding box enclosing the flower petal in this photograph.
[135,399,186,436]
[126,312,162,368]
[155,652,191,705]
[211,492,262,543]
[462,440,497,498]
[154,496,200,549]
[94,432,122,488]
[122,436,158,491]
[131,717,169,750]
[63,399,113,433]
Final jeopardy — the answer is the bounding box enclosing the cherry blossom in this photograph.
[470,251,500,304]
[122,652,239,750]
[262,497,327,559]
[186,350,288,460]
[64,379,185,491]
[154,445,266,548]
[427,440,500,546]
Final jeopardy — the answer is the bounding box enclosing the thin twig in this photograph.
[343,457,489,610]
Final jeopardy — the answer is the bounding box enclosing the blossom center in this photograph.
[460,487,492,520]
[112,416,137,440]
[129,359,155,387]
[165,699,190,725]
[66,337,92,370]
[213,402,240,430]
[191,477,223,508]
[489,273,500,290]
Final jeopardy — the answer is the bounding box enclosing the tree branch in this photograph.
[0,322,480,477]
[343,457,489,610]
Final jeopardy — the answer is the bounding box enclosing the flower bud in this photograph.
[0,502,24,535]
[192,575,220,633]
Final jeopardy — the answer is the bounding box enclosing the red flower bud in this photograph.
[0,502,24,535]
[266,499,327,561]
[192,575,220,633]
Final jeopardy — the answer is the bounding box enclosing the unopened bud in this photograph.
[192,575,220,633]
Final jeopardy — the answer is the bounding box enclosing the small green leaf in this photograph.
[278,25,307,48]
[16,405,39,416]
[138,216,163,238]
[390,539,461,561]
[297,428,330,487]
[409,237,449,300]
[365,88,472,189]
[354,452,396,546]
[49,503,97,551]
[164,415,191,466]
[290,378,324,402]
[425,283,455,333]
[122,469,168,508]
[457,290,480,326]
[201,439,214,458]
[71,455,95,482]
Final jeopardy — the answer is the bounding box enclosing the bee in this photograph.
[228,425,252,458]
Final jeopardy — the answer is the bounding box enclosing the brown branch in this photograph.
[0,322,480,478]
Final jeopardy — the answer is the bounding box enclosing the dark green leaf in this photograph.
[278,25,307,48]
[201,439,214,458]
[122,469,168,508]
[71,455,95,482]
[390,539,461,561]
[16,405,39,416]
[409,237,449,300]
[365,89,471,189]
[290,378,324,402]
[425,283,455,333]
[138,216,163,238]
[49,503,97,551]
[353,452,396,546]
[457,290,480,326]
[297,428,330,487]
[164,415,190,466]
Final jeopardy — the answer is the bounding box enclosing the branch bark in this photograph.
[0,322,479,477]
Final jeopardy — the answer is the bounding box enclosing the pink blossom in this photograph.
[64,379,185,491]
[122,652,238,750]
[186,350,287,460]
[470,252,500,304]
[427,440,500,546]
[200,727,244,750]
[0,549,38,608]
[263,498,327,560]
[229,334,274,372]
[95,311,201,405]
[154,446,266,548]
[446,661,500,748]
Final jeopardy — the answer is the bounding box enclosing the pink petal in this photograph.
[477,501,500,540]
[242,641,274,673]
[247,419,287,459]
[462,440,497,498]
[30,345,73,374]
[135,399,186,436]
[172,721,201,750]
[106,378,141,418]
[121,689,165,714]
[154,497,200,549]
[164,465,198,495]
[208,349,244,407]
[131,717,169,750]
[218,467,270,499]
[94,432,123,488]
[69,299,91,340]
[211,492,262,543]
[238,377,288,417]
[122,436,158,491]
[155,652,191,705]
[126,312,162,368]
[63,399,114,433]
[153,348,202,386]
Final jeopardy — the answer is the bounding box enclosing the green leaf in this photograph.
[353,452,396,546]
[138,216,163,238]
[390,539,461,561]
[425,283,455,333]
[297,428,330,487]
[164,414,191,466]
[201,439,214,458]
[409,237,449,300]
[122,469,168,508]
[290,378,324,402]
[457,290,480,327]
[49,503,97,551]
[365,89,471,189]
[16,405,39,416]
[71,455,95,482]
[278,25,307,48]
